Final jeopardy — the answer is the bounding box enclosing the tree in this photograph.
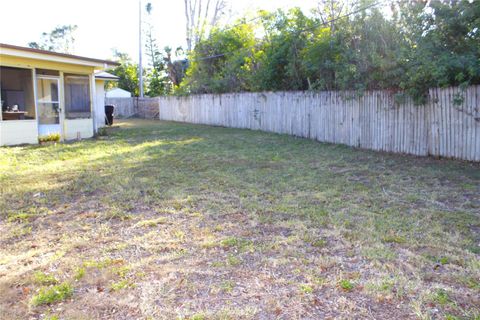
[164,47,188,88]
[396,0,480,103]
[144,2,170,96]
[181,21,256,93]
[28,25,78,53]
[254,8,312,91]
[314,0,348,34]
[179,0,480,102]
[108,51,142,97]
[184,0,227,52]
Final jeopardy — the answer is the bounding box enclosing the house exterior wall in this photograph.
[95,80,106,129]
[64,119,94,140]
[0,120,38,146]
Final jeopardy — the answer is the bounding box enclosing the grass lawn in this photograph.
[0,119,479,319]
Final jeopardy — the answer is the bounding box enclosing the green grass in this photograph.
[299,284,314,294]
[33,271,58,285]
[0,119,479,319]
[226,254,242,267]
[30,282,73,306]
[110,279,134,291]
[220,280,235,293]
[220,237,254,252]
[73,266,86,281]
[338,279,355,291]
[7,212,36,223]
[135,217,168,227]
[432,289,451,306]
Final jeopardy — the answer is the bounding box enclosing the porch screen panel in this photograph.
[1,66,35,120]
[65,74,91,119]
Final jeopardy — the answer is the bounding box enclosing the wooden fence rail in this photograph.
[108,86,480,161]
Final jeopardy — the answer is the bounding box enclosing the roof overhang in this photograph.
[107,88,131,93]
[95,71,119,81]
[0,43,120,69]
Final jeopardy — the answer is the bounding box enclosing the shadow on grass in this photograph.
[1,120,479,319]
[2,120,478,243]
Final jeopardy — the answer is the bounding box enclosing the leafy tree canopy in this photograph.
[180,0,480,103]
[28,25,78,54]
[108,50,141,97]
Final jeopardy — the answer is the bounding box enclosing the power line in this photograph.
[194,53,228,61]
[203,0,366,37]
[301,0,384,34]
[190,0,386,62]
[187,3,304,61]
[185,3,297,61]
[211,3,301,36]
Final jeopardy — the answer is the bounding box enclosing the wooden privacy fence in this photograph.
[107,86,480,161]
[105,97,159,118]
[105,97,136,118]
[157,86,480,161]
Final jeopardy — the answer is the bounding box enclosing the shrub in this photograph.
[38,133,61,143]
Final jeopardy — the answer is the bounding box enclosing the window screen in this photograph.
[1,66,35,120]
[64,74,90,119]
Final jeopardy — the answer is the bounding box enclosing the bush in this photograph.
[38,133,61,143]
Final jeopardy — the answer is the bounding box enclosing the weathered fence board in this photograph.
[105,97,161,119]
[105,97,136,118]
[109,86,480,161]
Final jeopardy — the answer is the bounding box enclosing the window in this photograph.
[0,66,35,120]
[64,74,91,119]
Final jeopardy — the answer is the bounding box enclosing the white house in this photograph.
[0,43,119,146]
[106,87,131,98]
[95,71,119,129]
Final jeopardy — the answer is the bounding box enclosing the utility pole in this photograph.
[138,0,144,97]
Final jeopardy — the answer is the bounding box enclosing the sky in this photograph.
[0,0,319,62]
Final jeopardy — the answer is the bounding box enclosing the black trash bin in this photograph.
[105,105,115,126]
